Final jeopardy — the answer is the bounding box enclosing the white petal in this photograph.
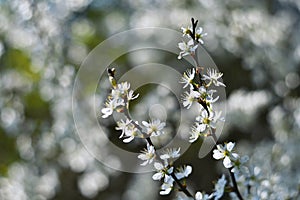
[223,156,233,168]
[195,192,203,200]
[213,150,224,160]
[123,136,134,143]
[185,165,192,176]
[226,142,235,151]
[152,172,163,180]
[159,187,172,195]
[178,42,186,50]
[141,161,148,166]
[154,162,164,170]
[142,121,149,127]
[187,39,194,46]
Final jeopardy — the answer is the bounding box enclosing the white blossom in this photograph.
[181,26,192,37]
[110,82,130,99]
[198,86,219,104]
[175,165,192,180]
[178,39,198,59]
[195,191,212,200]
[117,82,130,94]
[195,27,207,44]
[115,119,132,138]
[101,98,124,118]
[189,123,207,143]
[202,68,226,87]
[231,155,249,176]
[160,147,181,162]
[152,162,173,181]
[213,142,239,168]
[159,175,174,195]
[115,119,142,143]
[180,68,195,89]
[182,89,200,109]
[127,90,139,100]
[196,108,224,129]
[122,126,139,143]
[137,144,156,166]
[142,119,165,136]
[213,175,227,200]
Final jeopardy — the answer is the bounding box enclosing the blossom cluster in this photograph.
[178,19,226,146]
[178,19,276,200]
[101,68,193,196]
[101,18,275,200]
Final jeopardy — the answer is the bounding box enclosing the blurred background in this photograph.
[0,0,300,199]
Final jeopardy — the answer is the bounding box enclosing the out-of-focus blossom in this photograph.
[212,175,227,200]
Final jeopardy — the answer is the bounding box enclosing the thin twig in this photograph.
[210,129,244,200]
[123,105,194,198]
[171,172,193,197]
[229,169,244,200]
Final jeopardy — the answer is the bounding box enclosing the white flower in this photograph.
[195,27,207,44]
[101,98,124,118]
[117,82,130,93]
[142,119,165,136]
[180,68,196,89]
[247,166,263,187]
[189,123,207,143]
[152,162,173,181]
[231,155,249,176]
[198,86,219,104]
[178,39,198,59]
[160,175,174,195]
[111,82,130,99]
[115,119,142,143]
[160,147,181,161]
[182,89,200,109]
[175,165,192,180]
[181,26,192,37]
[195,191,212,200]
[115,119,132,138]
[213,175,227,200]
[137,144,156,166]
[196,108,224,129]
[111,81,138,103]
[213,142,239,168]
[127,90,139,100]
[122,126,139,143]
[202,68,225,87]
